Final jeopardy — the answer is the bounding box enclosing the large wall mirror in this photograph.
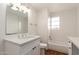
[6,4,29,35]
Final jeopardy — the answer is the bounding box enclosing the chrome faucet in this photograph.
[18,33,27,39]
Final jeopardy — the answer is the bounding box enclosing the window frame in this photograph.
[48,16,60,30]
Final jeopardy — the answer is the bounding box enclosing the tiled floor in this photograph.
[45,49,67,55]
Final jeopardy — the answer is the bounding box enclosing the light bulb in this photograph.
[11,6,18,11]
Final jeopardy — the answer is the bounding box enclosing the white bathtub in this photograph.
[48,41,68,54]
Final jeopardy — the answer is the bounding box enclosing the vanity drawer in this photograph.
[68,40,72,47]
[22,45,40,55]
[20,39,40,54]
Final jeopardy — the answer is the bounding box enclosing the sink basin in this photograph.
[5,34,40,46]
[18,34,37,39]
[26,35,35,38]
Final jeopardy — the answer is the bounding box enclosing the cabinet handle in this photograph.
[32,47,36,50]
[68,47,71,49]
[68,41,71,43]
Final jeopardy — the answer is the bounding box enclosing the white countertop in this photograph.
[4,35,40,46]
[69,37,79,49]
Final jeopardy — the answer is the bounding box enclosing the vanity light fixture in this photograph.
[11,5,18,11]
[10,3,30,14]
[10,3,20,11]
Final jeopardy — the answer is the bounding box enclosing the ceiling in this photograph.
[24,3,79,12]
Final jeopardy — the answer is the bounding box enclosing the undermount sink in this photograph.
[26,35,36,38]
[4,34,40,46]
[18,34,36,39]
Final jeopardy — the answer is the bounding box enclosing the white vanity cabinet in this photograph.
[68,40,72,55]
[4,38,40,55]
[68,37,79,55]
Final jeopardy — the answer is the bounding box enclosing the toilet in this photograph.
[40,43,47,55]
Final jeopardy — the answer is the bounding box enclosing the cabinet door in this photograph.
[25,49,33,55]
[25,46,40,55]
[68,40,72,55]
[32,46,40,55]
[72,43,79,55]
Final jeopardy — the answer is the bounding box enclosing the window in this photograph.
[48,16,60,30]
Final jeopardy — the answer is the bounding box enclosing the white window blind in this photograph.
[48,16,60,30]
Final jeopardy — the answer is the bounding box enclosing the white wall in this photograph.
[28,8,38,34]
[50,9,77,44]
[37,8,49,43]
[0,4,6,54]
[37,8,77,44]
[77,7,79,36]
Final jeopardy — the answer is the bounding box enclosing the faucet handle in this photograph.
[18,34,22,39]
[49,35,52,40]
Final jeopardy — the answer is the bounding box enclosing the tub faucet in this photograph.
[49,35,52,40]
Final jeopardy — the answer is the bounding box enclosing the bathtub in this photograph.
[48,41,68,54]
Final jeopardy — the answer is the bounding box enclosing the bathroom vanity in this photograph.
[4,35,40,55]
[68,37,79,55]
[4,4,40,55]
